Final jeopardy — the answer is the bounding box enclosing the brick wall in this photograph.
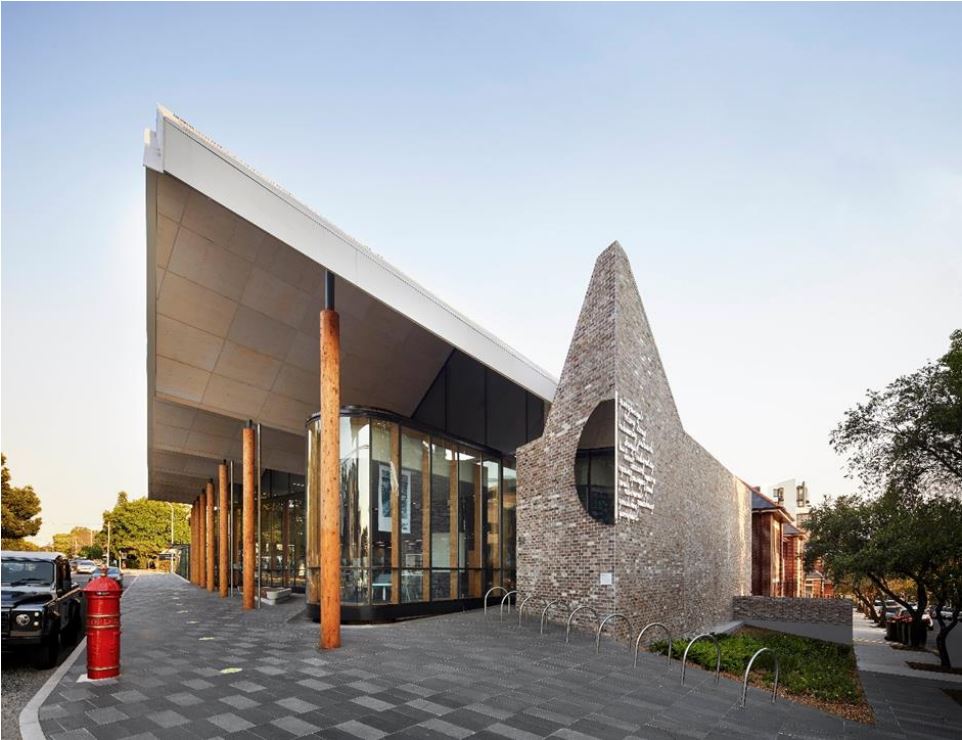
[783,535,801,598]
[517,243,752,640]
[733,596,852,626]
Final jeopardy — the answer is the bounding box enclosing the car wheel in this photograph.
[33,630,60,669]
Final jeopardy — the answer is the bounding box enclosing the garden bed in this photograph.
[650,627,873,723]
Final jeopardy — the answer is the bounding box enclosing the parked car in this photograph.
[105,567,123,588]
[1,551,84,668]
[74,560,98,575]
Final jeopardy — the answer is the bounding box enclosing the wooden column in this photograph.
[198,490,207,589]
[189,504,196,584]
[206,480,215,591]
[218,462,229,598]
[320,306,341,649]
[243,423,256,609]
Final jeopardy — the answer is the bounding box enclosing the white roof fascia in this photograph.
[145,107,557,402]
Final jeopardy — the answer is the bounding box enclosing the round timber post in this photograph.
[319,270,341,649]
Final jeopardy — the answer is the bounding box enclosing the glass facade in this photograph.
[309,409,518,612]
[258,470,307,590]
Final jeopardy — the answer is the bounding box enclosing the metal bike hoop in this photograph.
[518,595,545,626]
[595,613,635,653]
[633,622,673,669]
[681,633,721,686]
[740,647,779,707]
[540,599,568,635]
[565,605,601,644]
[499,590,519,623]
[484,586,508,615]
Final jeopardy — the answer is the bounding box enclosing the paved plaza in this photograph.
[26,575,962,739]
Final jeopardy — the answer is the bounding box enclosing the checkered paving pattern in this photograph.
[36,575,962,739]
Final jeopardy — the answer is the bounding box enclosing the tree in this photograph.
[79,544,103,560]
[925,496,962,667]
[48,527,97,557]
[833,573,881,622]
[99,495,190,568]
[831,330,962,494]
[806,489,962,661]
[1,537,39,551]
[51,533,75,555]
[1,453,43,545]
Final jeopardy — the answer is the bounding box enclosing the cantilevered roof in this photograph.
[143,107,557,402]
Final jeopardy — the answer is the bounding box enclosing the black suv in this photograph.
[1,551,83,668]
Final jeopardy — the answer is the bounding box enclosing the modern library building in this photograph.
[144,109,552,622]
[146,108,751,635]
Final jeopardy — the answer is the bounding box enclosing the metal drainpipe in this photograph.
[229,460,234,598]
[256,422,262,608]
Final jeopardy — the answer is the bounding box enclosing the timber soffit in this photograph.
[144,106,558,401]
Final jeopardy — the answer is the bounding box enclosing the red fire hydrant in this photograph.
[83,569,121,679]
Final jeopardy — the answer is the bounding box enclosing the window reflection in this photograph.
[575,448,615,525]
[302,410,520,610]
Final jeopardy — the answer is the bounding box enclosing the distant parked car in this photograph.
[74,560,98,575]
[105,567,123,588]
[929,607,957,624]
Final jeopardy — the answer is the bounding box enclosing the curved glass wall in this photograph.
[308,408,517,613]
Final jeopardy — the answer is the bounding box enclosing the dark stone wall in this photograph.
[517,243,751,640]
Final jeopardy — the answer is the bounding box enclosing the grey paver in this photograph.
[419,717,474,738]
[165,692,204,707]
[270,715,320,736]
[352,695,395,712]
[111,690,148,704]
[207,712,255,732]
[146,710,189,729]
[219,695,260,710]
[32,574,962,740]
[85,707,128,725]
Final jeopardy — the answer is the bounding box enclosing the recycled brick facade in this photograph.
[733,596,851,627]
[517,243,752,639]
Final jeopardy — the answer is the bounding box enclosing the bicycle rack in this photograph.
[540,599,568,635]
[499,590,518,623]
[518,595,545,626]
[595,613,634,653]
[633,622,673,669]
[740,647,779,707]
[565,605,601,644]
[483,586,508,615]
[680,633,721,686]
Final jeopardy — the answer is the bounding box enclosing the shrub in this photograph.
[650,628,860,703]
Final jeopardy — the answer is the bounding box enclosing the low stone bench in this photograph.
[261,587,292,604]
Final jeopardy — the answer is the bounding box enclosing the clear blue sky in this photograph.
[3,3,961,541]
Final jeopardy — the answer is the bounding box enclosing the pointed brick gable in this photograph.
[517,242,752,638]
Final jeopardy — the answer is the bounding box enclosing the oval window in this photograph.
[575,400,615,525]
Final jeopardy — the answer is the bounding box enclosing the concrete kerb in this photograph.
[19,574,140,740]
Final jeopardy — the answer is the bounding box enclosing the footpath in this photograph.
[18,575,962,739]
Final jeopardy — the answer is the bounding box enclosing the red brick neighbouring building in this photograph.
[751,487,833,598]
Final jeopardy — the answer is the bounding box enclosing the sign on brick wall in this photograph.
[617,397,655,518]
